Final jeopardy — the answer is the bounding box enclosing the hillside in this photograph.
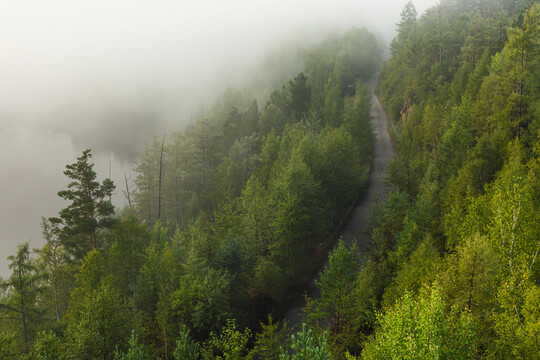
[363,0,540,358]
[1,0,539,358]
[0,28,382,359]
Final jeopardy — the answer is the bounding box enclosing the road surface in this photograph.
[283,74,395,329]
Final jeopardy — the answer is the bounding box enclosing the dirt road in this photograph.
[283,74,395,328]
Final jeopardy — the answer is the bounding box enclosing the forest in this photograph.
[1,0,540,358]
[0,26,380,359]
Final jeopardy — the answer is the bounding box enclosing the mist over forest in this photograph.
[0,1,435,277]
[7,0,540,359]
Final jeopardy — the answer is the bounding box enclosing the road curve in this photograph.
[283,73,395,329]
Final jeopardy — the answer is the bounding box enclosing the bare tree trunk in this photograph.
[124,172,132,207]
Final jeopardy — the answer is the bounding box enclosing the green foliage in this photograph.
[269,150,326,279]
[121,29,378,338]
[133,136,162,225]
[170,267,231,339]
[29,331,62,360]
[50,149,115,259]
[134,238,182,357]
[252,258,287,301]
[486,142,539,278]
[396,1,417,44]
[279,324,332,360]
[106,214,150,300]
[200,319,253,360]
[0,242,46,353]
[491,282,540,359]
[323,83,344,127]
[0,329,16,360]
[343,84,374,160]
[36,217,72,322]
[375,1,540,357]
[253,315,290,360]
[13,1,540,356]
[173,325,199,360]
[439,235,498,318]
[382,236,441,307]
[70,249,105,301]
[289,72,311,121]
[214,232,244,276]
[259,104,286,135]
[65,251,131,360]
[4,23,384,359]
[238,178,274,268]
[318,127,364,215]
[215,140,250,200]
[66,279,132,360]
[114,331,151,360]
[348,261,381,348]
[362,285,477,360]
[305,240,358,355]
[135,241,167,316]
[331,29,381,93]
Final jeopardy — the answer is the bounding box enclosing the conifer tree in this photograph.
[0,243,46,354]
[50,149,115,259]
[397,1,417,43]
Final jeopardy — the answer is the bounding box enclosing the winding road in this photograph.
[283,74,395,328]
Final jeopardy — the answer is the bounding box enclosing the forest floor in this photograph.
[282,73,395,330]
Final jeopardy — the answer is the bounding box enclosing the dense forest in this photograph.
[2,0,540,358]
[0,27,380,359]
[367,0,540,358]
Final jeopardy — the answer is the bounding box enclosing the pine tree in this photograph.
[50,149,115,260]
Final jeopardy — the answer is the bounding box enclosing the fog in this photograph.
[0,0,436,276]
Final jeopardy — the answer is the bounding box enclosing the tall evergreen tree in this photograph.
[289,73,311,121]
[0,243,46,354]
[397,1,417,43]
[50,149,115,260]
[304,240,358,355]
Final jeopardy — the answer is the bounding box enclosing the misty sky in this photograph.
[0,0,436,276]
